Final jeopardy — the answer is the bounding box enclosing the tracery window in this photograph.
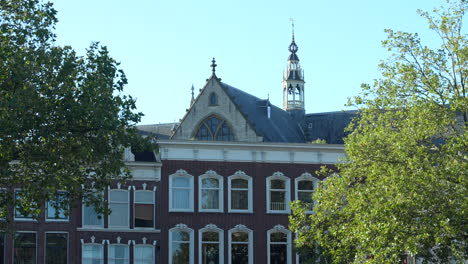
[195,116,234,141]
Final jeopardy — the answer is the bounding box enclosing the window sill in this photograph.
[77,227,161,233]
[266,210,291,214]
[228,210,253,214]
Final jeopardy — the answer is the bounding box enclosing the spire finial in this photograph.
[289,18,295,40]
[190,84,195,106]
[211,57,217,74]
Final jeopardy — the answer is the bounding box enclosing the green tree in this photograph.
[0,0,156,225]
[290,1,467,263]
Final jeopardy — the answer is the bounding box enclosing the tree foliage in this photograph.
[290,1,467,263]
[0,0,156,226]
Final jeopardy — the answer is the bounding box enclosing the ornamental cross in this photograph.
[211,57,217,74]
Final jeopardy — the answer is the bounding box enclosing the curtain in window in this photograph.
[134,246,154,264]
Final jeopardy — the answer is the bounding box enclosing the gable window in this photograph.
[228,171,252,213]
[82,193,104,228]
[169,170,194,212]
[266,172,291,213]
[169,224,194,264]
[82,244,103,264]
[199,224,223,264]
[46,191,68,221]
[267,225,292,264]
[209,92,218,106]
[14,232,36,264]
[295,173,319,213]
[108,189,129,228]
[229,225,253,264]
[199,171,223,212]
[108,244,129,264]
[45,232,68,264]
[194,116,235,141]
[134,190,154,228]
[134,245,154,264]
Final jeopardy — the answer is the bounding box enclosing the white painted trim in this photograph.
[227,171,253,213]
[169,224,194,264]
[169,170,194,212]
[108,189,130,229]
[76,228,161,233]
[266,173,291,214]
[133,190,155,229]
[82,243,104,264]
[294,173,320,214]
[228,225,253,264]
[198,224,224,264]
[198,171,224,213]
[44,232,68,264]
[267,225,292,264]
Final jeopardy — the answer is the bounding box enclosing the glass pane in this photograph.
[231,190,248,210]
[172,231,190,242]
[298,192,313,203]
[208,117,219,134]
[202,190,219,209]
[109,245,128,259]
[83,245,103,258]
[14,233,36,264]
[196,124,212,140]
[173,177,190,187]
[83,204,103,226]
[135,204,154,228]
[231,244,248,264]
[202,232,219,242]
[270,180,285,189]
[135,246,153,264]
[172,242,190,264]
[173,189,190,209]
[47,192,68,220]
[270,244,287,264]
[109,203,129,227]
[46,233,67,264]
[231,179,248,188]
[298,180,314,190]
[202,178,219,188]
[232,232,248,242]
[270,232,287,242]
[271,191,285,203]
[202,243,219,264]
[109,190,128,202]
[135,191,154,203]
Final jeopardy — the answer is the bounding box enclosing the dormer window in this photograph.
[194,116,235,141]
[209,93,218,106]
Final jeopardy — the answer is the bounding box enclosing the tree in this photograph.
[290,1,467,263]
[0,0,156,226]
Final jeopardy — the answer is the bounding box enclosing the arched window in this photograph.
[294,173,319,213]
[199,170,223,212]
[209,93,218,106]
[169,224,194,264]
[267,225,292,264]
[228,171,252,213]
[266,172,291,213]
[169,170,194,212]
[228,225,253,264]
[199,224,224,264]
[194,116,235,141]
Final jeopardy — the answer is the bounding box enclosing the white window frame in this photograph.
[169,170,194,212]
[133,189,155,229]
[134,244,155,264]
[108,188,130,229]
[14,189,36,221]
[266,172,291,214]
[228,224,253,264]
[108,243,129,264]
[267,225,292,264]
[294,173,319,214]
[228,171,253,213]
[44,232,68,264]
[198,170,223,212]
[46,191,69,222]
[82,243,104,264]
[169,224,194,264]
[13,231,37,264]
[81,192,104,229]
[198,224,224,264]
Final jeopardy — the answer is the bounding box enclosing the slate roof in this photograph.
[303,110,357,144]
[221,82,305,143]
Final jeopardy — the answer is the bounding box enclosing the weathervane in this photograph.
[289,18,295,38]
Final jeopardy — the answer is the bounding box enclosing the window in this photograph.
[45,233,68,264]
[134,190,154,228]
[199,171,223,212]
[194,116,235,141]
[46,191,68,221]
[134,245,154,264]
[14,189,37,220]
[109,189,129,228]
[228,171,252,213]
[229,225,253,264]
[0,233,4,264]
[169,224,194,264]
[82,195,104,228]
[209,93,218,105]
[199,224,223,264]
[82,244,103,264]
[295,173,319,213]
[267,225,292,264]
[169,170,194,212]
[14,232,36,264]
[266,172,291,213]
[108,244,129,264]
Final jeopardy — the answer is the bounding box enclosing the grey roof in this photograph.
[303,110,357,144]
[221,82,305,143]
[137,123,177,139]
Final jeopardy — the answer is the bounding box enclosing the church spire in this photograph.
[283,20,305,117]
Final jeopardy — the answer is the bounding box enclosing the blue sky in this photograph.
[52,0,446,124]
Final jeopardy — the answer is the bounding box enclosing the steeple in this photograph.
[283,21,305,118]
[190,84,195,106]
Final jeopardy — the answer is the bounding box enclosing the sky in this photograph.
[51,0,447,125]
